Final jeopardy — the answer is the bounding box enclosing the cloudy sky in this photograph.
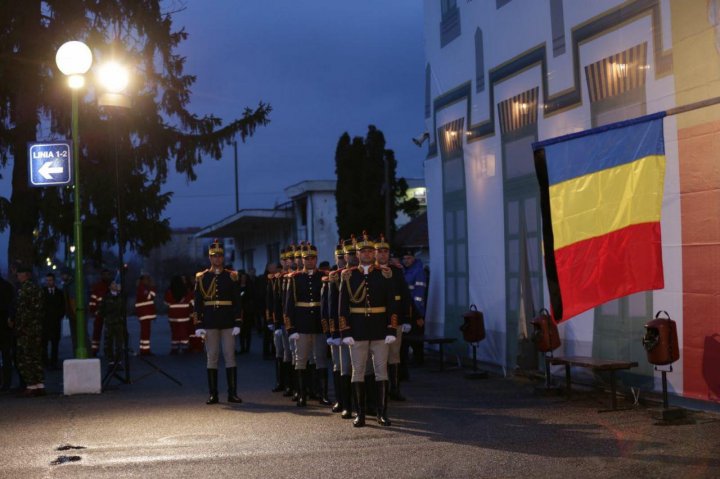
[163,0,427,228]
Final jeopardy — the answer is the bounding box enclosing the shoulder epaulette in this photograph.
[321,275,329,282]
[328,270,339,281]
[195,270,205,278]
[227,269,239,281]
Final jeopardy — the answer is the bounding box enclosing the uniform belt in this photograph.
[296,302,321,308]
[349,307,386,314]
[204,300,233,306]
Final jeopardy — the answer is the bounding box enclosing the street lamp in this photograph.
[56,40,93,359]
[98,60,131,382]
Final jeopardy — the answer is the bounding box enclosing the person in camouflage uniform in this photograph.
[12,265,45,397]
[99,275,125,368]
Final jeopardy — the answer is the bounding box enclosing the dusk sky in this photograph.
[0,1,427,267]
[163,0,427,228]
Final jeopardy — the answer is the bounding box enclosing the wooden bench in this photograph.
[546,356,639,412]
[405,335,457,371]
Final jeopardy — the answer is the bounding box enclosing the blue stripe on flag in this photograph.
[533,112,665,186]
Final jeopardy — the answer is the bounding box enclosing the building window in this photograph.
[440,0,460,48]
[425,63,432,118]
[475,28,485,93]
[550,0,566,57]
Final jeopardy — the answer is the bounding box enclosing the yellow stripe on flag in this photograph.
[549,154,665,250]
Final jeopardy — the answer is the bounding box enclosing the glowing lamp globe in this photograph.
[55,41,93,76]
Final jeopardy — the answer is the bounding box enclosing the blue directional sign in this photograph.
[28,142,73,187]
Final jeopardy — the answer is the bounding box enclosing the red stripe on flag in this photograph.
[554,222,664,321]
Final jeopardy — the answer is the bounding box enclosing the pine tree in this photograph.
[0,1,271,267]
[334,125,415,243]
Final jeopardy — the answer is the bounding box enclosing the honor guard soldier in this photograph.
[194,240,243,405]
[375,235,412,401]
[339,232,398,427]
[283,243,301,399]
[268,247,293,394]
[285,243,331,407]
[326,238,356,419]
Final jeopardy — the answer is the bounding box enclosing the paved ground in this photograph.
[1,317,719,478]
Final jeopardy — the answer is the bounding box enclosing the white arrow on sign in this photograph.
[38,162,64,180]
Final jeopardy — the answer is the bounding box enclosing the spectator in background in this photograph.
[402,250,427,367]
[164,275,194,354]
[89,269,112,356]
[42,273,65,370]
[134,274,157,356]
[0,271,15,390]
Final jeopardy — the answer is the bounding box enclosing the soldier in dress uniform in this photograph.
[268,248,291,393]
[324,238,354,419]
[12,265,45,397]
[375,235,412,401]
[338,232,398,427]
[285,243,330,407]
[194,240,243,405]
[134,274,157,355]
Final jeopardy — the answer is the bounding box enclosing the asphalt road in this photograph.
[1,317,719,478]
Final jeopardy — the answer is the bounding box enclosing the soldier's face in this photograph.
[345,253,359,267]
[402,255,415,268]
[375,248,389,265]
[209,253,224,268]
[304,255,317,270]
[359,248,374,265]
[335,255,346,268]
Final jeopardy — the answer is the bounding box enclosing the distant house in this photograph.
[195,178,425,273]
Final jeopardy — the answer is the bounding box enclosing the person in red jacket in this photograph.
[88,269,112,356]
[164,275,194,354]
[134,274,157,356]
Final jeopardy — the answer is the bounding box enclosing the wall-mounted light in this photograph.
[612,62,628,78]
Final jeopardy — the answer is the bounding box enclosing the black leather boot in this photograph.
[272,359,284,392]
[365,374,377,416]
[388,364,406,401]
[331,370,342,412]
[307,363,319,400]
[376,380,391,426]
[227,367,242,403]
[340,375,353,419]
[317,368,332,406]
[282,362,293,397]
[352,382,366,427]
[206,368,219,404]
[296,369,307,407]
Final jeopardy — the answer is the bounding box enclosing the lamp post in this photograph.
[56,41,93,359]
[98,60,131,382]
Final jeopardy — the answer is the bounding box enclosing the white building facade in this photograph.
[423,0,720,404]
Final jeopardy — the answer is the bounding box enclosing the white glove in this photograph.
[342,336,355,346]
[268,324,275,331]
[289,332,300,341]
[274,328,283,337]
[333,338,343,346]
[401,324,412,333]
[326,337,335,346]
[232,327,240,336]
[195,329,206,337]
[385,335,397,344]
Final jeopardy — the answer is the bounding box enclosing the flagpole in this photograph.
[665,95,720,118]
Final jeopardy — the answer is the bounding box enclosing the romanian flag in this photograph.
[533,112,666,322]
